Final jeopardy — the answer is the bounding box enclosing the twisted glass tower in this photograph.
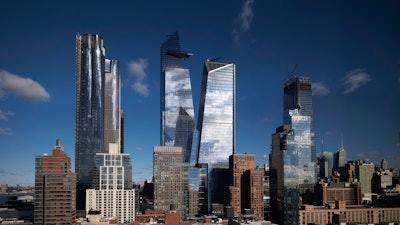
[75,33,106,210]
[75,33,105,184]
[160,32,195,162]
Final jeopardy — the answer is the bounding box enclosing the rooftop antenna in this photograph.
[321,139,324,154]
[340,133,344,149]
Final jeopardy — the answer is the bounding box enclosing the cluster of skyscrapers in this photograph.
[31,31,400,225]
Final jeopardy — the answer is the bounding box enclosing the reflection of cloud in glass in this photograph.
[283,110,316,188]
[198,63,235,168]
[163,67,195,148]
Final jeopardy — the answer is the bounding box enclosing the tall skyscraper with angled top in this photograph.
[195,60,236,210]
[160,32,195,163]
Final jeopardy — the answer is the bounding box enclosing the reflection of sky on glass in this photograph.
[104,59,120,147]
[164,67,195,146]
[284,109,315,188]
[198,63,235,168]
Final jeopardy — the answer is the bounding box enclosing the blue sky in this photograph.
[1,0,399,186]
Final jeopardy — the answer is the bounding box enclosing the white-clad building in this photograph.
[86,144,135,223]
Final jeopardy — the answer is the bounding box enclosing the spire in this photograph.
[340,133,344,149]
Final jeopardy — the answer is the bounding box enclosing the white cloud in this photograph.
[135,146,143,151]
[312,82,330,96]
[128,59,149,96]
[240,0,255,31]
[0,110,15,121]
[0,70,50,101]
[0,128,13,135]
[343,69,371,94]
[232,0,255,44]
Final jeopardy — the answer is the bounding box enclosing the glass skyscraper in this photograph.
[75,33,124,212]
[270,76,317,225]
[195,60,236,209]
[283,76,316,165]
[75,33,106,211]
[104,59,121,153]
[196,61,236,167]
[160,32,195,162]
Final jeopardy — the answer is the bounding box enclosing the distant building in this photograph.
[318,152,333,179]
[1,183,7,194]
[333,145,346,181]
[356,161,375,195]
[153,146,183,215]
[34,139,76,225]
[299,201,400,225]
[314,181,362,206]
[86,144,135,223]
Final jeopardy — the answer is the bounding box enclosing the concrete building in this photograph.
[34,139,76,225]
[228,154,264,220]
[299,201,400,225]
[86,144,135,223]
[153,146,183,215]
[314,181,362,206]
[356,161,375,195]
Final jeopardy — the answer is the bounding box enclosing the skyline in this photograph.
[1,0,400,186]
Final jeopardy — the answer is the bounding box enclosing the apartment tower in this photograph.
[86,145,135,223]
[153,146,184,214]
[34,139,76,225]
[229,154,264,220]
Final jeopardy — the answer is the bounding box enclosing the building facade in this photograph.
[195,60,236,209]
[299,201,400,225]
[357,161,375,195]
[75,33,106,210]
[314,181,362,206]
[153,146,184,214]
[104,59,121,153]
[86,147,135,223]
[34,139,76,225]
[270,109,315,225]
[160,32,195,163]
[229,154,263,219]
[283,76,316,165]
